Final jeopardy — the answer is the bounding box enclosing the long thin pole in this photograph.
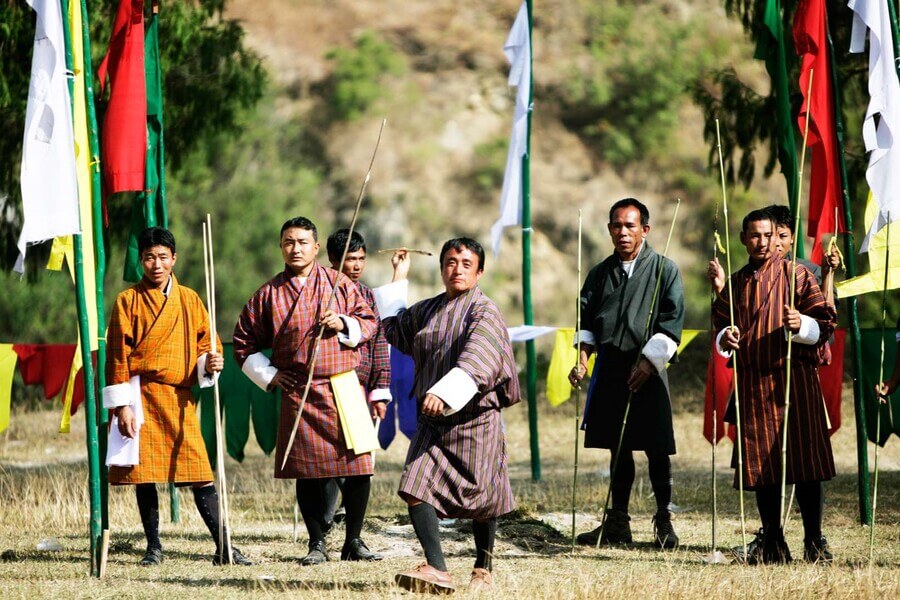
[280,120,386,471]
[570,209,583,549]
[716,119,747,556]
[597,198,681,548]
[869,216,890,564]
[709,137,724,560]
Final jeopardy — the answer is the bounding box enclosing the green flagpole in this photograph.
[825,10,870,526]
[522,0,540,481]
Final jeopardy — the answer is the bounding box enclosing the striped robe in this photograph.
[106,277,217,484]
[355,282,390,395]
[382,286,519,520]
[233,263,377,479]
[713,255,836,489]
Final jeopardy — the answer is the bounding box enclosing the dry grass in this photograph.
[1,387,899,598]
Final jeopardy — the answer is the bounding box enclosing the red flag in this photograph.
[817,328,845,435]
[794,0,845,263]
[703,338,735,444]
[97,0,146,198]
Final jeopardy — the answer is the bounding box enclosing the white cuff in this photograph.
[715,328,733,358]
[369,388,392,403]
[102,380,136,409]
[573,329,595,347]
[641,333,678,374]
[241,352,279,391]
[427,367,479,416]
[896,331,900,343]
[196,353,220,389]
[373,280,409,318]
[785,314,821,346]
[337,315,361,347]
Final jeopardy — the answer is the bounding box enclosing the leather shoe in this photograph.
[340,537,382,561]
[139,547,163,566]
[468,568,493,593]
[213,546,253,566]
[300,540,328,566]
[395,563,455,594]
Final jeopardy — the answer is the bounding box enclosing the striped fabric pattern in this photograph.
[355,282,391,395]
[106,278,218,484]
[383,286,519,519]
[713,256,837,488]
[233,263,377,479]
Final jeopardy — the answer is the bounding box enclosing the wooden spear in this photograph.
[571,209,583,550]
[870,214,891,565]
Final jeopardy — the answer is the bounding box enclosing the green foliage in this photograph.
[471,137,509,193]
[324,30,405,121]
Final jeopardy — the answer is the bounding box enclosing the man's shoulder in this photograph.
[113,283,143,304]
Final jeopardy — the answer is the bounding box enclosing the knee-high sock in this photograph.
[409,503,446,571]
[610,450,635,513]
[323,478,342,524]
[795,481,824,541]
[754,484,781,533]
[296,478,327,544]
[192,485,230,554]
[647,453,673,512]
[136,484,161,551]
[472,519,497,571]
[341,475,371,543]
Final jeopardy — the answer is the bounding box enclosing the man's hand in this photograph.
[116,405,138,439]
[205,352,224,375]
[320,309,346,333]
[783,305,802,334]
[371,401,388,420]
[822,246,841,272]
[626,357,656,392]
[721,326,741,352]
[707,257,725,294]
[270,370,299,392]
[568,362,588,388]
[391,250,411,282]
[876,377,899,403]
[421,393,447,417]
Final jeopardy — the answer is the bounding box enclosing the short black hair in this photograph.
[742,208,774,232]
[138,227,176,254]
[280,216,318,241]
[764,204,794,233]
[439,237,485,272]
[326,229,366,263]
[609,198,650,226]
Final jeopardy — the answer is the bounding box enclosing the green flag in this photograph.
[756,0,805,257]
[123,12,168,282]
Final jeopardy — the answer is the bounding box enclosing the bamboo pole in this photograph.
[570,209,583,550]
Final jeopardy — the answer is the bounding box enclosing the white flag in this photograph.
[848,0,900,252]
[491,2,531,257]
[16,0,80,272]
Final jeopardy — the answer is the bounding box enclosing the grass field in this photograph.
[1,387,898,598]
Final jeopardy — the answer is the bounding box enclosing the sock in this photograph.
[296,478,327,544]
[795,481,824,541]
[135,484,161,551]
[610,450,635,513]
[473,519,497,571]
[192,485,230,556]
[647,453,673,513]
[408,503,446,571]
[754,485,782,534]
[323,478,341,524]
[341,475,371,543]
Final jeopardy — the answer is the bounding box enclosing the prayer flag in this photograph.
[818,329,845,434]
[547,328,595,407]
[860,327,900,444]
[704,337,735,445]
[0,345,17,433]
[835,193,900,296]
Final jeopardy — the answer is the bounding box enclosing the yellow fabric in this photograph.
[331,370,379,454]
[58,341,82,434]
[47,236,73,275]
[0,345,17,433]
[836,192,900,297]
[677,329,702,358]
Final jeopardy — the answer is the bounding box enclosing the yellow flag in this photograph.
[0,345,17,433]
[58,342,83,434]
[331,371,379,454]
[836,192,900,297]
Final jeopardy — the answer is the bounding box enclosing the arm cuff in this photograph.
[241,352,278,391]
[641,333,678,373]
[196,353,220,389]
[102,376,140,409]
[786,314,821,345]
[368,388,392,403]
[373,280,409,318]
[337,315,362,347]
[573,330,596,346]
[715,328,733,358]
[427,367,479,416]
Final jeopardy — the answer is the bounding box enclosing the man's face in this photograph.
[773,225,793,257]
[281,227,320,276]
[141,245,177,288]
[441,247,483,299]
[607,206,650,260]
[333,248,366,281]
[740,219,775,262]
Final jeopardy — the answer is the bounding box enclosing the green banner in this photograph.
[860,329,899,446]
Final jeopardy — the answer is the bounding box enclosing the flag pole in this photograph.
[825,13,870,525]
[570,209,583,549]
[869,216,890,564]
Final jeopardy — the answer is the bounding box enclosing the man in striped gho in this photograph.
[713,209,837,564]
[375,238,520,594]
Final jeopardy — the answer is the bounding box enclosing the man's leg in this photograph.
[647,453,678,549]
[610,450,636,513]
[322,478,341,527]
[135,484,162,565]
[576,450,634,545]
[795,481,831,562]
[754,484,791,564]
[395,500,455,592]
[339,475,382,560]
[468,518,497,592]
[192,482,252,565]
[296,478,329,565]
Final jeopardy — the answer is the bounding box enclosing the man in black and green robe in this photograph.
[569,198,684,549]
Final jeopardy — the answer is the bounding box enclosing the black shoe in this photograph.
[761,528,792,565]
[803,535,833,564]
[213,546,253,566]
[652,510,679,549]
[139,547,163,566]
[301,540,329,566]
[341,537,383,561]
[576,509,632,545]
[731,528,765,564]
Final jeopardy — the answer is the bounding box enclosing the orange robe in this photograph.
[106,277,218,485]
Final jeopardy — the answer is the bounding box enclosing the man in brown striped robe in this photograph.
[375,238,519,594]
[233,217,381,565]
[712,209,837,564]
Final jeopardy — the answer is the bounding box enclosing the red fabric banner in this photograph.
[703,338,735,445]
[818,328,845,435]
[12,344,76,400]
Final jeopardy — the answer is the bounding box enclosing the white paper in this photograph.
[105,376,143,467]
